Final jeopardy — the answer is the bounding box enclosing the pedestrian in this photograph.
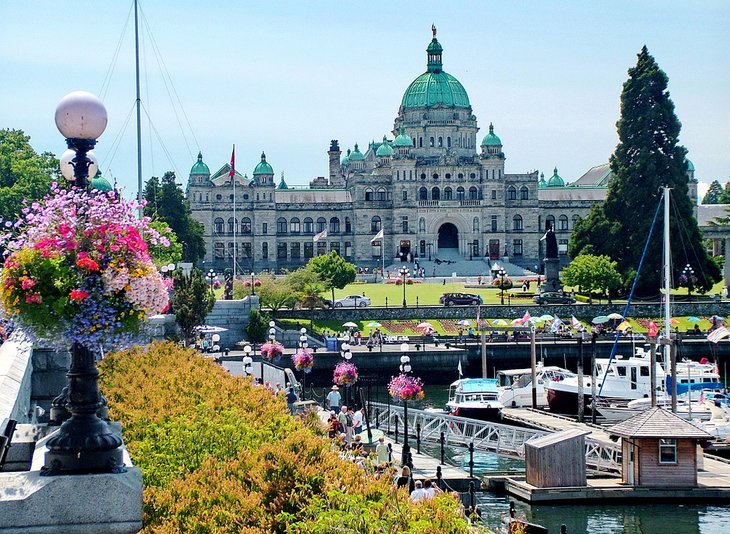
[395,465,415,493]
[338,405,348,435]
[410,480,426,501]
[352,406,364,435]
[350,434,364,455]
[521,281,527,292]
[327,411,339,438]
[344,407,354,445]
[326,385,341,410]
[376,436,390,465]
[286,387,298,415]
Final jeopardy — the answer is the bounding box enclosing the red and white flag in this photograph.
[228,145,235,178]
[516,311,531,325]
[313,228,328,242]
[707,326,730,343]
[571,315,582,329]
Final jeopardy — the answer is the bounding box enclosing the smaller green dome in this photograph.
[481,123,502,146]
[547,167,565,187]
[686,158,695,171]
[376,136,393,157]
[393,126,413,148]
[253,152,273,175]
[190,152,210,175]
[341,148,351,165]
[91,169,113,192]
[349,143,365,162]
[277,172,288,190]
[538,172,547,188]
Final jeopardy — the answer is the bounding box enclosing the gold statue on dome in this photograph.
[432,24,437,38]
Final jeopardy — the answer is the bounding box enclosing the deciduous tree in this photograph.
[561,254,622,300]
[307,251,356,305]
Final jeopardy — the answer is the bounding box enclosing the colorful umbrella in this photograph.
[511,318,523,325]
[539,314,554,321]
[670,318,679,325]
[617,321,632,332]
[687,316,701,323]
[366,322,382,328]
[592,316,610,324]
[607,313,624,320]
[416,322,434,329]
[457,320,471,326]
[493,319,508,326]
[342,322,358,328]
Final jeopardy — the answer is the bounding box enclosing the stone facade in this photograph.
[186,29,698,275]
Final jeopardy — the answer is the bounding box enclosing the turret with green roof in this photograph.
[481,123,502,147]
[547,167,565,187]
[253,152,274,176]
[277,172,288,190]
[348,144,364,161]
[393,125,413,148]
[341,148,351,166]
[538,172,547,188]
[190,152,210,175]
[376,136,393,157]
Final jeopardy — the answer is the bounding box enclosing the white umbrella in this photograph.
[607,313,624,320]
[195,325,228,334]
[342,321,358,328]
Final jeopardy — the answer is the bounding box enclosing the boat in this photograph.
[446,378,503,421]
[496,363,574,408]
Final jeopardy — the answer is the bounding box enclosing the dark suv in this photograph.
[439,293,483,306]
[532,291,576,305]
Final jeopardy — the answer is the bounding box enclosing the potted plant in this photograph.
[259,341,284,361]
[291,348,314,373]
[388,373,425,401]
[333,361,359,386]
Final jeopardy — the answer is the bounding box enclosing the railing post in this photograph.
[440,431,445,465]
[375,408,380,429]
[416,295,419,308]
[468,441,475,479]
[436,465,443,490]
[416,423,421,455]
[407,451,413,470]
[395,417,399,444]
[387,443,392,464]
[510,501,515,518]
[469,480,475,511]
[385,296,388,309]
[561,525,567,534]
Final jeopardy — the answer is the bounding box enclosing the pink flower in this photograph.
[69,289,89,302]
[76,257,99,271]
[25,293,42,304]
[21,277,36,289]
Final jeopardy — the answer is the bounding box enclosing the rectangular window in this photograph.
[403,190,407,200]
[491,215,498,232]
[402,216,409,233]
[491,189,497,200]
[330,242,340,255]
[513,239,523,256]
[559,239,568,255]
[659,438,677,464]
[262,242,268,259]
[277,243,287,259]
[262,222,268,235]
[214,242,225,259]
[372,242,382,259]
[304,242,314,258]
[242,243,251,258]
[290,242,300,259]
[345,241,352,258]
[317,242,327,255]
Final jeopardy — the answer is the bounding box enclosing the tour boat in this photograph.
[446,378,503,421]
[496,364,574,408]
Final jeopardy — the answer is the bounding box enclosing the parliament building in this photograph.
[186,28,697,275]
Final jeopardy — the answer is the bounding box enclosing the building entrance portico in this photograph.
[438,222,459,249]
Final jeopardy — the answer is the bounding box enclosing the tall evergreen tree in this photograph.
[171,267,215,346]
[571,47,719,295]
[702,180,724,204]
[143,171,206,263]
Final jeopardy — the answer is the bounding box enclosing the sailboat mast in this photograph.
[663,186,671,363]
[134,0,142,212]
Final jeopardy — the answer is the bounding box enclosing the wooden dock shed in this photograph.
[608,407,713,487]
[525,428,589,488]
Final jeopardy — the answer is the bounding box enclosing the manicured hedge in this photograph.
[100,342,481,533]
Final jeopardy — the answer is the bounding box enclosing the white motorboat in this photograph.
[446,378,503,421]
[496,363,574,408]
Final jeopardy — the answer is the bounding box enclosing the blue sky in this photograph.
[1,1,728,199]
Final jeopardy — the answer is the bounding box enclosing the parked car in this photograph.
[439,293,483,306]
[532,291,576,305]
[328,295,371,308]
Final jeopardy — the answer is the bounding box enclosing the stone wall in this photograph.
[202,296,258,349]
[0,336,34,426]
[30,349,70,417]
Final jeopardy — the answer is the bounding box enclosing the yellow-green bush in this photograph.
[100,342,483,532]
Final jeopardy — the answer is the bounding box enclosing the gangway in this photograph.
[368,402,621,474]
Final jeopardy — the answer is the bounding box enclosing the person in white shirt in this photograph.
[375,436,390,465]
[326,385,341,410]
[410,480,426,501]
[352,407,363,434]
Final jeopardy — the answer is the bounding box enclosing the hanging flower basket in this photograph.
[333,361,358,386]
[388,373,425,401]
[0,185,169,349]
[260,341,284,361]
[291,348,314,372]
[492,277,513,290]
[243,279,262,287]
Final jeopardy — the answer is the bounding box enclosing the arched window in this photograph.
[469,186,478,200]
[241,217,251,234]
[438,136,443,147]
[429,137,434,147]
[216,194,222,201]
[456,187,465,201]
[559,215,569,231]
[214,217,224,234]
[303,217,314,233]
[457,173,464,180]
[227,217,236,234]
[364,188,374,201]
[445,173,451,181]
[520,186,529,200]
[431,187,440,200]
[507,187,517,200]
[376,188,386,201]
[419,187,428,200]
[470,173,476,180]
[419,218,426,232]
[316,217,327,233]
[276,217,287,234]
[229,194,234,202]
[546,214,556,230]
[513,214,523,231]
[371,216,382,233]
[473,217,480,232]
[345,217,351,233]
[330,217,340,234]
[572,214,581,227]
[290,217,300,234]
[444,187,453,200]
[420,173,427,180]
[432,173,439,181]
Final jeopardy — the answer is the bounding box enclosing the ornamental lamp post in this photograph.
[499,268,506,305]
[340,334,352,405]
[400,266,409,308]
[207,269,216,290]
[399,342,411,466]
[161,263,175,276]
[299,327,308,400]
[683,264,695,300]
[250,271,256,296]
[45,91,124,474]
[242,344,253,378]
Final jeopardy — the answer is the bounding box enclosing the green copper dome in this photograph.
[91,170,113,192]
[190,152,210,175]
[686,158,695,171]
[547,167,565,187]
[253,152,273,175]
[538,172,547,188]
[341,148,351,165]
[481,123,502,146]
[349,144,364,161]
[376,137,393,157]
[393,126,413,147]
[277,173,288,190]
[401,29,470,110]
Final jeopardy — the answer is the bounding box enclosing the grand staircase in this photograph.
[386,248,537,279]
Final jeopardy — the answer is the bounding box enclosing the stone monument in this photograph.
[540,222,563,293]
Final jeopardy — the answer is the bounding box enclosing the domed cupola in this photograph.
[393,125,413,148]
[376,136,394,158]
[401,26,470,110]
[538,172,547,188]
[547,167,565,187]
[277,172,288,190]
[481,123,502,147]
[341,148,351,166]
[349,144,364,161]
[91,169,113,193]
[190,152,210,175]
[253,151,274,186]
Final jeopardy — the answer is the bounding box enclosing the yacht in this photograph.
[446,378,503,421]
[497,364,574,408]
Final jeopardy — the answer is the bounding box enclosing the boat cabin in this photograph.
[608,407,712,487]
[449,378,499,403]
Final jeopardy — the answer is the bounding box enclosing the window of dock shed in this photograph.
[659,438,677,464]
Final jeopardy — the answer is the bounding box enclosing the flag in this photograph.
[617,320,631,332]
[476,305,480,324]
[707,326,730,343]
[516,311,531,325]
[571,315,581,329]
[647,321,658,337]
[550,317,562,333]
[370,228,384,243]
[228,145,235,178]
[313,228,328,242]
[457,359,463,378]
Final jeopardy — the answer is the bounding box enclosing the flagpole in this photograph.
[232,144,236,277]
[382,231,385,283]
